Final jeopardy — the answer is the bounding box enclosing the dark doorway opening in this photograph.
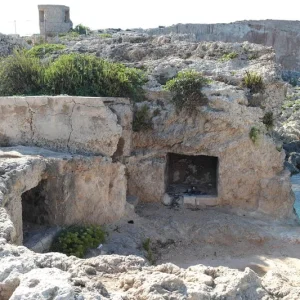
[166,153,218,196]
[22,180,50,241]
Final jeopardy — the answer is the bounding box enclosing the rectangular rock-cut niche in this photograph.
[166,153,218,197]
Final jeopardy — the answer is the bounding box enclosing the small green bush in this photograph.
[74,24,90,35]
[0,50,44,96]
[51,225,105,258]
[262,111,274,130]
[242,71,265,94]
[249,126,260,144]
[142,238,155,265]
[220,52,238,61]
[44,54,146,100]
[28,44,66,58]
[133,104,152,132]
[99,33,112,39]
[164,70,209,113]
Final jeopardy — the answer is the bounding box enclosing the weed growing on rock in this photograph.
[220,52,238,61]
[249,126,261,144]
[164,70,209,113]
[28,43,66,58]
[50,225,105,258]
[133,104,152,132]
[242,71,265,94]
[248,52,259,60]
[142,238,155,265]
[59,31,80,40]
[99,33,112,39]
[74,24,91,35]
[262,112,274,130]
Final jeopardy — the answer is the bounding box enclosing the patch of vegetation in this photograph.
[59,31,80,41]
[0,50,44,96]
[28,44,66,58]
[44,54,146,100]
[132,104,152,132]
[262,112,274,130]
[248,52,259,60]
[74,24,91,35]
[249,126,261,144]
[282,99,300,110]
[0,51,146,100]
[99,33,112,39]
[142,238,155,265]
[50,225,106,258]
[164,70,209,113]
[242,71,265,94]
[220,52,238,61]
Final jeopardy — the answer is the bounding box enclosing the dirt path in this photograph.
[92,203,300,280]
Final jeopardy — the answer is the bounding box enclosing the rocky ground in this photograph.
[2,203,300,299]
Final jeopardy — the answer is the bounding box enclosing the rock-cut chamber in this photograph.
[166,153,218,196]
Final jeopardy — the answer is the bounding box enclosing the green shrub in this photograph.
[0,50,44,96]
[50,225,105,258]
[28,44,66,58]
[133,104,152,132]
[142,238,155,265]
[99,33,112,39]
[249,126,260,144]
[242,71,264,94]
[0,52,146,99]
[262,111,274,130]
[44,54,146,100]
[220,52,238,61]
[74,24,90,35]
[164,70,209,113]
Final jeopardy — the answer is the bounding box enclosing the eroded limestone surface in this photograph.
[0,96,131,156]
[0,146,126,245]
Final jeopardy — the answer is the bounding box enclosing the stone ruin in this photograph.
[0,37,299,298]
[38,5,73,36]
[0,89,296,247]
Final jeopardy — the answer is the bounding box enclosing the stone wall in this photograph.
[0,96,132,156]
[38,5,72,36]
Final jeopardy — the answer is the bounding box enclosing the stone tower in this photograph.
[38,5,73,36]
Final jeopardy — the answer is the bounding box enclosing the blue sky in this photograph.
[0,0,300,36]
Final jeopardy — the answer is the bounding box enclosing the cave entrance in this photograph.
[21,179,51,244]
[166,153,218,196]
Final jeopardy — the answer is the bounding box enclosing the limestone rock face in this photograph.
[0,146,127,245]
[0,33,29,57]
[144,20,300,72]
[127,82,295,221]
[0,96,131,156]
